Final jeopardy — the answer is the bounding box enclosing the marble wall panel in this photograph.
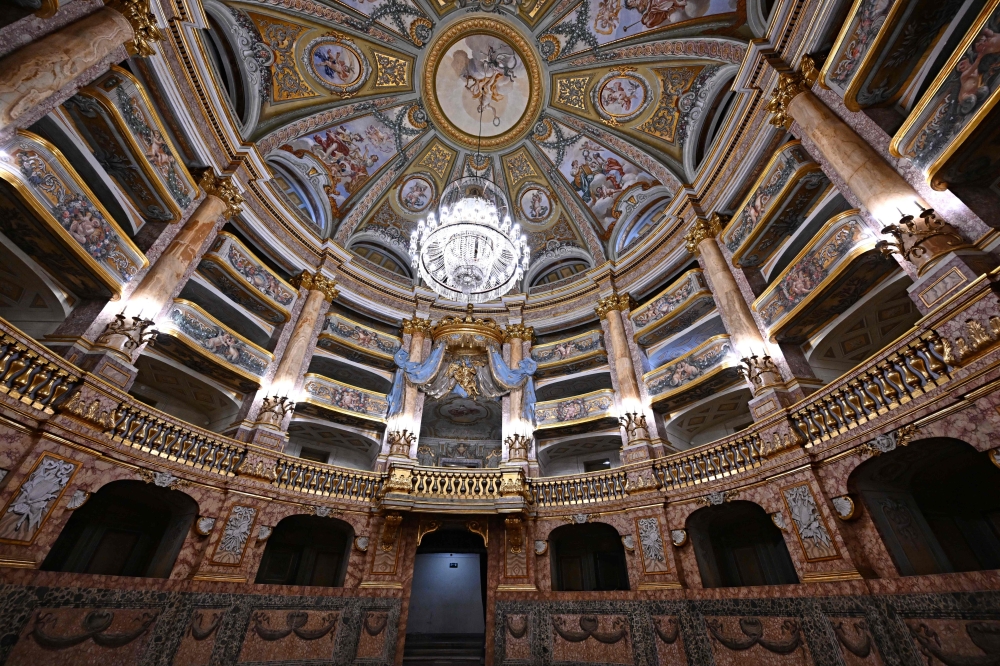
[551,613,632,664]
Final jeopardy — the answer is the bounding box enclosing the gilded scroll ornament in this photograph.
[108,0,164,58]
[766,58,818,129]
[594,293,633,319]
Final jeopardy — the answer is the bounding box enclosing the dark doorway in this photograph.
[688,500,799,588]
[549,523,629,591]
[403,528,487,666]
[42,480,197,578]
[850,437,1000,576]
[254,515,353,587]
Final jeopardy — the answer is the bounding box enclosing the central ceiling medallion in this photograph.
[423,18,543,151]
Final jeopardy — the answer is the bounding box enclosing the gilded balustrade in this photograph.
[0,330,81,414]
[652,433,765,489]
[528,468,629,507]
[790,330,952,446]
[273,457,384,501]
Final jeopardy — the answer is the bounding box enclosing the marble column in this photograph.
[768,59,983,295]
[269,271,338,396]
[684,216,790,420]
[0,0,162,134]
[595,293,653,463]
[75,171,242,390]
[502,324,533,470]
[127,171,244,319]
[386,317,431,460]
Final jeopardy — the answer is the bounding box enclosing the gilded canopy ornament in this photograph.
[595,293,633,319]
[503,324,535,344]
[401,318,433,336]
[292,271,339,302]
[107,0,164,57]
[766,57,819,129]
[683,214,725,255]
[198,170,244,219]
[431,304,505,349]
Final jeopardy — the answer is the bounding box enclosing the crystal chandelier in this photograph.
[410,175,530,303]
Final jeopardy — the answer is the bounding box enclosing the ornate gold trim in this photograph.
[595,293,633,319]
[683,214,725,255]
[422,18,543,150]
[291,270,339,302]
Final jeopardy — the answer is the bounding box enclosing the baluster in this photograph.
[902,348,931,387]
[876,361,906,404]
[892,352,924,395]
[922,331,952,376]
[861,371,889,413]
[0,340,23,382]
[46,373,79,411]
[23,362,55,403]
[1,347,34,392]
[823,397,846,431]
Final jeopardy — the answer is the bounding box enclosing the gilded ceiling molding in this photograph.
[240,0,400,44]
[562,37,747,68]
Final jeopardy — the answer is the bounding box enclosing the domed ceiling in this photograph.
[207,0,750,286]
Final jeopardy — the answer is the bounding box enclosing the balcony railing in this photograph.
[273,457,384,501]
[197,231,297,326]
[631,269,715,347]
[528,468,628,507]
[300,374,389,423]
[652,432,765,489]
[535,388,616,430]
[644,335,740,411]
[531,330,606,378]
[0,329,82,414]
[317,313,402,371]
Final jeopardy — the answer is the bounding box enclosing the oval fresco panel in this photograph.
[518,185,553,223]
[397,174,435,213]
[434,34,532,139]
[304,37,369,94]
[593,71,651,123]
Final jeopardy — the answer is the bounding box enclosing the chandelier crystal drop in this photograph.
[410,176,530,304]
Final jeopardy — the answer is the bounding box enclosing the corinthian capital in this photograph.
[107,0,164,57]
[503,323,535,343]
[595,293,633,319]
[198,170,244,219]
[766,56,819,129]
[292,270,339,302]
[683,214,726,255]
[402,317,433,335]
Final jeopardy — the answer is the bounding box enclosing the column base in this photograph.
[749,387,798,421]
[621,439,654,464]
[907,250,998,315]
[46,336,138,390]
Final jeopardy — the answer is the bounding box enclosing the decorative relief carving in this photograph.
[534,539,548,555]
[213,505,257,565]
[137,469,186,488]
[66,489,90,510]
[552,616,627,644]
[706,617,803,654]
[697,489,738,506]
[256,525,273,541]
[637,516,669,573]
[555,76,590,110]
[195,517,216,536]
[354,536,370,552]
[831,495,857,521]
[374,52,409,87]
[782,483,838,561]
[857,424,918,457]
[670,530,687,547]
[0,454,78,543]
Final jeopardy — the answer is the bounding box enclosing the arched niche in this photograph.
[687,500,799,588]
[255,514,355,587]
[201,0,264,136]
[41,480,198,579]
[549,522,629,591]
[684,66,739,179]
[266,152,331,237]
[849,437,1000,576]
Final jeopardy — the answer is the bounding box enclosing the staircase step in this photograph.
[403,634,484,666]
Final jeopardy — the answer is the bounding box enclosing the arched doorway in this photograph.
[850,437,1000,576]
[254,515,354,587]
[687,500,799,588]
[548,522,629,591]
[41,480,197,578]
[403,526,488,666]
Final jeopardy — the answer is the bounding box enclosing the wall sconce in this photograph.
[257,394,294,426]
[618,411,649,442]
[875,204,967,267]
[388,429,416,456]
[96,310,158,352]
[505,433,530,461]
[737,351,779,392]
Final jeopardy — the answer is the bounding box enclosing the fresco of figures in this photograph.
[305,37,368,94]
[632,269,706,329]
[894,7,1000,172]
[532,331,604,365]
[543,0,736,58]
[304,378,389,419]
[534,120,655,232]
[324,314,401,357]
[165,303,270,377]
[535,390,615,427]
[518,186,553,223]
[645,336,732,397]
[225,243,295,307]
[278,112,411,218]
[397,175,435,213]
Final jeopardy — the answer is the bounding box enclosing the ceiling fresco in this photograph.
[209,0,749,283]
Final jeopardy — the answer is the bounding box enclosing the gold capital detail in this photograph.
[765,56,818,129]
[595,293,633,319]
[402,318,433,336]
[504,324,535,343]
[683,214,725,255]
[199,170,244,219]
[107,0,164,57]
[292,271,339,302]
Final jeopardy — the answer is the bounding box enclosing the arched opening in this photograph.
[404,527,488,664]
[269,160,326,231]
[529,258,590,288]
[201,13,247,125]
[549,523,629,591]
[688,500,799,588]
[350,242,412,278]
[849,437,1000,576]
[254,515,354,587]
[41,480,197,579]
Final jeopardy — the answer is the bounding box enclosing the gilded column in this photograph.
[767,59,971,278]
[0,0,163,133]
[386,317,432,459]
[127,171,244,317]
[269,271,338,395]
[502,323,534,469]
